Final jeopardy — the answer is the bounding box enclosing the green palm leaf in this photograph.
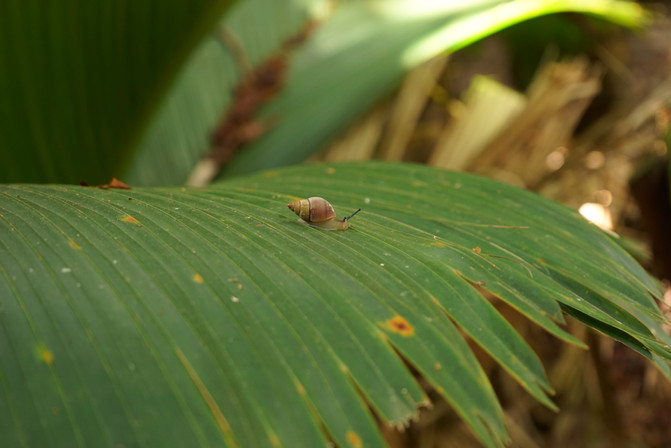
[2,161,668,447]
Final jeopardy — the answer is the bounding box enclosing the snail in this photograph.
[287,197,361,231]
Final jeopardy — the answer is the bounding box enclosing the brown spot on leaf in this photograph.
[384,316,414,337]
[473,246,482,253]
[193,273,204,284]
[120,214,141,226]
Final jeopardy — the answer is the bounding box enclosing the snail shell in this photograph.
[287,197,360,231]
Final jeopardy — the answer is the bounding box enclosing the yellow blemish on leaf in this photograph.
[237,283,243,291]
[37,345,54,366]
[174,348,237,446]
[430,242,445,247]
[346,430,362,448]
[193,273,204,284]
[263,171,279,178]
[180,187,187,192]
[326,167,336,175]
[120,214,140,225]
[434,362,442,371]
[383,316,414,337]
[294,380,306,396]
[68,238,82,250]
[269,432,280,447]
[431,296,440,305]
[51,407,60,416]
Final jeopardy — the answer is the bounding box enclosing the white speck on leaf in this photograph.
[61,267,71,274]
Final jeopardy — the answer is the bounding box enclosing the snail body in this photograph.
[287,197,360,231]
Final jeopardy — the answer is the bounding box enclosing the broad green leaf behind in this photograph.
[0,0,233,184]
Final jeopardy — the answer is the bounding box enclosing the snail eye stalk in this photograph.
[344,209,361,221]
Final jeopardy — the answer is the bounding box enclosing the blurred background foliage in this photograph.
[3,0,671,445]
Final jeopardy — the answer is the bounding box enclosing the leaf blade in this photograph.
[2,161,668,447]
